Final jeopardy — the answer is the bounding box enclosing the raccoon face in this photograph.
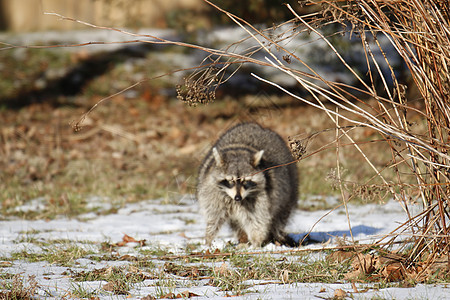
[218,176,260,201]
[212,147,265,202]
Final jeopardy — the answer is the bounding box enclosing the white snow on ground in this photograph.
[1,197,449,299]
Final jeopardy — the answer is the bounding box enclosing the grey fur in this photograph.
[197,123,299,247]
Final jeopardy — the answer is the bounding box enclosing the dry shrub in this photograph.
[309,0,450,265]
[185,0,450,267]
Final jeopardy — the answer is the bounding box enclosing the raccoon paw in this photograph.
[237,231,249,244]
[236,242,250,250]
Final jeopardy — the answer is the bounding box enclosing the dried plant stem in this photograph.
[335,107,355,243]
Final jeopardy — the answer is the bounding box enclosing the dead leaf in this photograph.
[128,265,139,273]
[104,266,113,277]
[280,269,290,283]
[102,282,114,292]
[129,107,140,117]
[141,295,156,300]
[190,266,200,277]
[116,241,127,247]
[334,288,347,299]
[405,265,420,282]
[319,287,326,293]
[162,292,175,299]
[115,234,146,247]
[0,261,12,267]
[119,254,137,261]
[164,262,204,278]
[425,255,450,278]
[179,144,198,155]
[102,280,128,294]
[344,253,377,280]
[381,263,405,281]
[177,291,200,298]
[162,291,200,299]
[327,250,354,263]
[224,293,239,297]
[215,262,231,276]
[169,127,182,140]
[374,256,397,270]
[123,234,137,243]
[343,269,362,281]
[357,253,376,274]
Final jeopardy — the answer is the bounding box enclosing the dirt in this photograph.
[0,92,332,204]
[1,79,396,219]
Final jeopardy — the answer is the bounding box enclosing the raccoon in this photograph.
[197,123,299,247]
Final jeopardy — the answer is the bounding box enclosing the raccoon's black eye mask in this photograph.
[218,179,257,189]
[219,179,234,188]
[242,181,257,189]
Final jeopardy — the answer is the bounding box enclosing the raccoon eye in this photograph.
[219,180,234,188]
[242,181,257,189]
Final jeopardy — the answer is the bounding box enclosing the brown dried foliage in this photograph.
[328,250,450,283]
[192,0,450,265]
[301,0,450,267]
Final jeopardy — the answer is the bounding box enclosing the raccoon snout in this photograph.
[234,194,242,201]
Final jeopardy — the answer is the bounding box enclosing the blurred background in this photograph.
[0,0,407,219]
[0,0,303,31]
[0,0,208,31]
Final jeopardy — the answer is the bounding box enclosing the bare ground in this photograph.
[1,85,402,220]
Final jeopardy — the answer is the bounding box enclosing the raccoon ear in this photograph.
[212,147,223,167]
[253,150,264,167]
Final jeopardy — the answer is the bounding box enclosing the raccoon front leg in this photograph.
[205,216,226,246]
[246,220,271,247]
[229,220,249,244]
[243,199,272,247]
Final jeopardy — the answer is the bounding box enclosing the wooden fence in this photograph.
[0,0,206,31]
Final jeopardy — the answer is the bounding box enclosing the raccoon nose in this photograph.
[234,195,242,201]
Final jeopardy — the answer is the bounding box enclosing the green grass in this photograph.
[0,48,72,101]
[69,283,100,299]
[9,241,95,267]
